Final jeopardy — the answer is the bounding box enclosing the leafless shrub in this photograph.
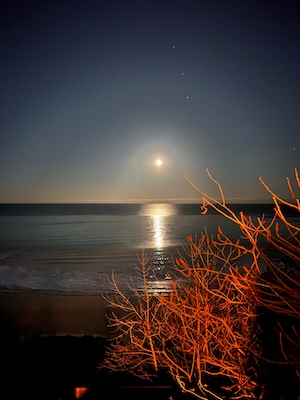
[103,245,261,399]
[102,169,300,398]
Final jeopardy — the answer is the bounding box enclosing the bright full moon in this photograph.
[155,159,163,167]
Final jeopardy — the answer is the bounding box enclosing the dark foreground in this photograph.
[0,291,299,399]
[0,333,299,400]
[0,291,183,399]
[0,334,184,400]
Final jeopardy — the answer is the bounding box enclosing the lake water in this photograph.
[0,203,296,294]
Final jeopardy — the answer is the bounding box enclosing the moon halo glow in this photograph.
[155,159,163,167]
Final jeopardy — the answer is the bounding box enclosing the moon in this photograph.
[155,159,163,167]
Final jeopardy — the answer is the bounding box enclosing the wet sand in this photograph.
[0,291,110,337]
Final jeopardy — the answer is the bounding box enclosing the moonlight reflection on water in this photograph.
[140,203,177,250]
[138,203,179,292]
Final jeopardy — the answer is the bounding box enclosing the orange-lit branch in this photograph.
[185,168,300,371]
[103,244,261,399]
[103,169,299,399]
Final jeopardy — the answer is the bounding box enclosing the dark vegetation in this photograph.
[0,334,182,399]
[0,330,298,400]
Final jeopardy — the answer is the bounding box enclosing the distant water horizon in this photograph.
[0,202,298,294]
[0,202,293,216]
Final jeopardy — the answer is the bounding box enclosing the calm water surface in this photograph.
[0,203,296,293]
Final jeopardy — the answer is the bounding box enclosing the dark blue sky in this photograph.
[1,0,299,202]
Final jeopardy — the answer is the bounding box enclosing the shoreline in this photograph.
[0,290,110,337]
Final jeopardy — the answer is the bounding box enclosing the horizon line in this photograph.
[0,198,277,205]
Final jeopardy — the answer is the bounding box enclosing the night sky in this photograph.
[1,0,299,203]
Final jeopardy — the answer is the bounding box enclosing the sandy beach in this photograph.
[0,291,176,399]
[0,291,110,337]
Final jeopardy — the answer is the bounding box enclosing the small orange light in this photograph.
[74,386,89,399]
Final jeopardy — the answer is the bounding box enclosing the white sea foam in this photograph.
[0,262,176,295]
[0,264,118,293]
